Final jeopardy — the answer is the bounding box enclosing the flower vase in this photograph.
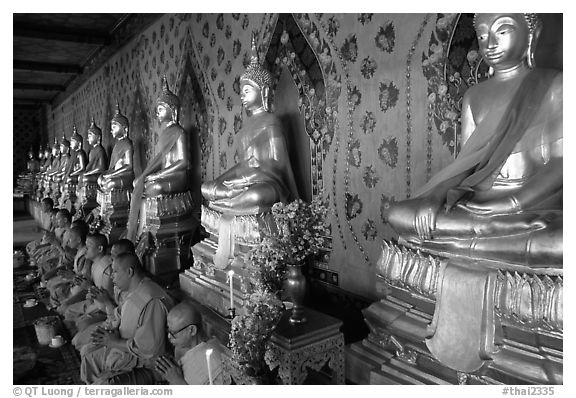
[285,263,307,324]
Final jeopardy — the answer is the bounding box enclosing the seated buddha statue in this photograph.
[26,147,40,173]
[48,136,71,202]
[97,105,135,193]
[66,126,88,182]
[81,118,109,185]
[201,36,298,215]
[126,76,191,242]
[385,13,562,269]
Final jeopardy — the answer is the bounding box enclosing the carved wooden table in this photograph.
[264,307,345,384]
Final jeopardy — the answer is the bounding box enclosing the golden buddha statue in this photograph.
[81,118,109,185]
[66,126,88,180]
[126,76,197,285]
[385,13,562,269]
[126,76,191,241]
[97,106,134,193]
[201,36,297,214]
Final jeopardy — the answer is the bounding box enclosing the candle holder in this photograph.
[227,307,236,319]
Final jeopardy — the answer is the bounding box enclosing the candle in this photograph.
[206,348,214,385]
[227,270,235,310]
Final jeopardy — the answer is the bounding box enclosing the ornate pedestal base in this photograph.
[346,241,563,385]
[61,180,78,213]
[96,188,132,242]
[179,204,275,317]
[75,181,100,219]
[137,191,199,287]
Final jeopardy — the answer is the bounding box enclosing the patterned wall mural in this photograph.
[42,13,460,300]
[13,108,42,183]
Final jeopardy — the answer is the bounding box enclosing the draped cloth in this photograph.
[126,125,183,242]
[426,262,498,372]
[414,69,560,209]
[126,125,184,242]
[180,339,224,385]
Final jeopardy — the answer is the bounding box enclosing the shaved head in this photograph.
[168,302,202,330]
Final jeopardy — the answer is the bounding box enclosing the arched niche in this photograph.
[264,13,328,202]
[177,55,210,218]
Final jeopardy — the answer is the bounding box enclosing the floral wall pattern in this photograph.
[43,13,459,300]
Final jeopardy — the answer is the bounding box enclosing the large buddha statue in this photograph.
[126,76,196,285]
[201,37,297,215]
[60,126,88,211]
[81,118,109,185]
[97,106,134,193]
[364,14,563,382]
[77,118,109,214]
[385,13,562,269]
[48,135,71,203]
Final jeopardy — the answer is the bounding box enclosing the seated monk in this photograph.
[155,302,224,385]
[200,35,297,215]
[71,239,135,350]
[34,209,73,275]
[385,13,562,268]
[80,253,174,384]
[81,118,109,185]
[26,197,54,256]
[97,105,134,193]
[44,225,90,308]
[126,76,190,241]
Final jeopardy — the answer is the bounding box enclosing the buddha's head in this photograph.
[44,147,51,159]
[111,104,129,139]
[71,126,83,151]
[52,138,60,157]
[28,147,34,159]
[87,117,103,146]
[240,33,273,113]
[156,76,180,124]
[474,13,542,71]
[60,135,70,155]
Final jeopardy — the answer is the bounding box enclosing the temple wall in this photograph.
[43,13,459,299]
[13,107,44,184]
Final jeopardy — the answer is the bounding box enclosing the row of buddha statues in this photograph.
[29,13,561,275]
[25,14,562,382]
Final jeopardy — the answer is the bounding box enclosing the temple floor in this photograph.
[13,205,82,384]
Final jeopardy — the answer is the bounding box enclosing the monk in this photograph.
[25,197,54,256]
[80,253,173,384]
[155,302,224,385]
[71,239,135,350]
[62,233,113,333]
[34,209,73,275]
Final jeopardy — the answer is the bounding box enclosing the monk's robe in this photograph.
[179,338,225,385]
[46,245,90,306]
[80,278,173,384]
[62,254,113,328]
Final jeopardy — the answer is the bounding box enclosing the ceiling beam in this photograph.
[14,59,83,74]
[14,82,65,92]
[14,22,111,45]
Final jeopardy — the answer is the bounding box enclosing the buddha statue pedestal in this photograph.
[61,178,78,212]
[96,188,132,243]
[136,191,198,287]
[179,204,277,317]
[76,180,100,217]
[346,240,563,385]
[50,176,63,204]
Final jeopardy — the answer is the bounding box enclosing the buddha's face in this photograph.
[475,13,529,71]
[71,139,79,150]
[45,150,50,158]
[241,82,263,111]
[156,104,172,124]
[87,132,98,146]
[111,122,125,139]
[52,147,59,156]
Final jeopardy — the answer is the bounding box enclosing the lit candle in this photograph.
[227,270,235,310]
[205,348,214,385]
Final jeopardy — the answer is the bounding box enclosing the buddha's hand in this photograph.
[222,175,250,188]
[414,198,441,240]
[458,196,521,216]
[155,355,186,385]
